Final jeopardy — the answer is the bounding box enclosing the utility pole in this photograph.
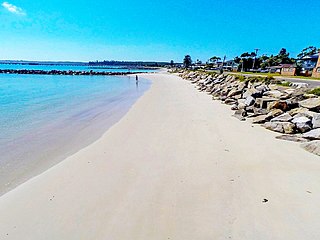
[252,48,260,70]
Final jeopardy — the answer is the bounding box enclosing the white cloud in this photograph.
[2,2,25,15]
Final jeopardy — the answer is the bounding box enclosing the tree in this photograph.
[275,48,295,64]
[234,52,254,71]
[279,48,287,56]
[297,46,317,59]
[183,55,192,68]
[209,56,221,64]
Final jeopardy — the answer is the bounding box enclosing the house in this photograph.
[299,53,318,76]
[280,64,297,76]
[223,60,239,72]
[312,52,320,78]
[268,65,282,74]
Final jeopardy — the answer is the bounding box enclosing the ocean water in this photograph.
[0,63,155,73]
[0,73,151,195]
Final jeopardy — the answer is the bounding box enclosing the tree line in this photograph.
[182,46,318,71]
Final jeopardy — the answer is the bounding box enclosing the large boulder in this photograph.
[312,113,320,129]
[245,96,255,106]
[288,107,310,116]
[291,82,309,88]
[256,84,269,93]
[291,116,312,133]
[255,97,279,109]
[302,128,320,140]
[252,115,268,124]
[263,90,284,99]
[266,109,283,120]
[263,122,295,134]
[276,134,310,143]
[237,82,247,91]
[227,89,243,98]
[224,98,237,105]
[270,113,293,122]
[301,141,320,156]
[243,88,263,98]
[233,109,247,121]
[299,98,320,110]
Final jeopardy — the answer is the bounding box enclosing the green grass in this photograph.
[233,72,320,80]
[277,81,291,87]
[235,75,246,82]
[308,87,320,96]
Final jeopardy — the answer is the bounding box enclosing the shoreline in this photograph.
[0,75,151,196]
[1,72,320,239]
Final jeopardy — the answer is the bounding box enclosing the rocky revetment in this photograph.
[179,70,320,156]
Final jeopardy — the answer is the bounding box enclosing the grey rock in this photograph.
[271,113,293,122]
[294,112,313,119]
[234,109,247,117]
[227,89,242,98]
[252,115,268,124]
[276,134,310,143]
[299,98,320,110]
[264,90,283,98]
[288,107,310,116]
[301,141,320,156]
[263,122,295,134]
[292,116,312,133]
[243,88,262,99]
[255,85,269,92]
[266,109,284,120]
[233,109,247,121]
[312,113,320,129]
[224,98,237,105]
[237,82,247,91]
[255,97,279,109]
[231,104,238,110]
[303,128,320,140]
[245,96,255,106]
[291,82,309,88]
[253,108,268,116]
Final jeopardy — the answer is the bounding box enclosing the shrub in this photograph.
[308,87,320,96]
[235,75,246,82]
[277,81,291,87]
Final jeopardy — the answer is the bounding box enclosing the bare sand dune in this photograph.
[0,72,320,239]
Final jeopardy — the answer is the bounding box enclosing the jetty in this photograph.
[0,69,145,76]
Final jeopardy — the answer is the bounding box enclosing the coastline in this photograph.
[0,75,151,196]
[1,72,320,239]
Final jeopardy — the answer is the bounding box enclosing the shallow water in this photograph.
[0,73,151,195]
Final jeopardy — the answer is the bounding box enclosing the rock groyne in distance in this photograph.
[0,69,144,76]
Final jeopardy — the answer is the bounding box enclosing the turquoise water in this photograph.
[0,63,155,73]
[0,73,151,194]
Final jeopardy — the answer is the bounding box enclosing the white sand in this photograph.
[1,72,320,239]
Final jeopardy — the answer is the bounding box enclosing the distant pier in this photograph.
[0,69,145,76]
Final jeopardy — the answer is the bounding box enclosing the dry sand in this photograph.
[0,72,320,239]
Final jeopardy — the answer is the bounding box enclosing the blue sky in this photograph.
[0,0,319,62]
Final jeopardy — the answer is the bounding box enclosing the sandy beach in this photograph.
[1,72,320,239]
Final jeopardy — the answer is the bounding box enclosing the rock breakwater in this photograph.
[179,70,320,156]
[0,69,143,76]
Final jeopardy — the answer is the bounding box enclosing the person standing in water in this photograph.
[135,75,139,87]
